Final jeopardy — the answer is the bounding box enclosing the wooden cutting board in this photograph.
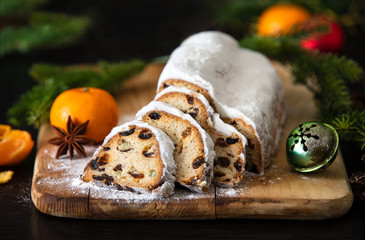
[31,63,353,220]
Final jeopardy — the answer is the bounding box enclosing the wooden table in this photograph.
[0,146,364,240]
[1,1,364,238]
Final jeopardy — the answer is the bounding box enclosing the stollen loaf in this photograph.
[157,31,285,173]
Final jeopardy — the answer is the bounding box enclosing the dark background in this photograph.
[0,0,364,239]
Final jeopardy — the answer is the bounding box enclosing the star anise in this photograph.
[48,115,95,159]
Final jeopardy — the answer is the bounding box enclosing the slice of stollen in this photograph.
[82,121,176,197]
[155,86,246,186]
[136,101,214,193]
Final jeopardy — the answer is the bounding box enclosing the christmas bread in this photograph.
[82,121,176,197]
[157,31,285,174]
[136,101,214,193]
[155,86,246,186]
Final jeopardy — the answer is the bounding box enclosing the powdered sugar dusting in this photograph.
[119,114,135,124]
[224,188,239,196]
[157,31,286,172]
[36,145,165,202]
[136,101,215,193]
[45,146,95,173]
[36,141,214,204]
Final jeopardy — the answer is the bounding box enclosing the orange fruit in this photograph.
[257,4,311,36]
[0,125,11,140]
[50,87,119,142]
[0,125,34,166]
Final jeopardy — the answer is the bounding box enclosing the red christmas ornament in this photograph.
[300,15,345,53]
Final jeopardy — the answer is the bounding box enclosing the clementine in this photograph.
[257,4,311,36]
[0,125,34,166]
[50,87,119,143]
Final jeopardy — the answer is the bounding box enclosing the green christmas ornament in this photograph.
[286,121,339,173]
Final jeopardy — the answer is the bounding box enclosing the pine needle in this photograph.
[332,111,365,150]
[0,12,90,56]
[0,0,47,17]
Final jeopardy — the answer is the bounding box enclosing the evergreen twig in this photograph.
[0,0,46,17]
[0,12,90,56]
[332,111,365,150]
[7,60,146,127]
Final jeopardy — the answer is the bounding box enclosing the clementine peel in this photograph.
[0,125,34,166]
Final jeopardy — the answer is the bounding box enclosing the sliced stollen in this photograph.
[155,86,246,186]
[136,101,215,193]
[82,121,176,197]
[157,31,285,174]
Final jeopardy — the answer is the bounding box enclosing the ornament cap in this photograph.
[286,121,339,173]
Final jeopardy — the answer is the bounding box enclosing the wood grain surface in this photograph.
[31,63,353,220]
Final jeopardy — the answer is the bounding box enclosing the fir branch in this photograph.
[332,113,357,140]
[8,60,146,128]
[332,111,365,150]
[320,54,363,84]
[7,79,67,127]
[241,35,305,62]
[29,63,64,81]
[355,125,365,150]
[0,0,46,17]
[293,53,354,119]
[30,60,146,94]
[0,12,90,56]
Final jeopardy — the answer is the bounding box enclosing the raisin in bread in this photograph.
[136,101,214,193]
[82,121,176,197]
[157,31,285,174]
[155,86,246,186]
